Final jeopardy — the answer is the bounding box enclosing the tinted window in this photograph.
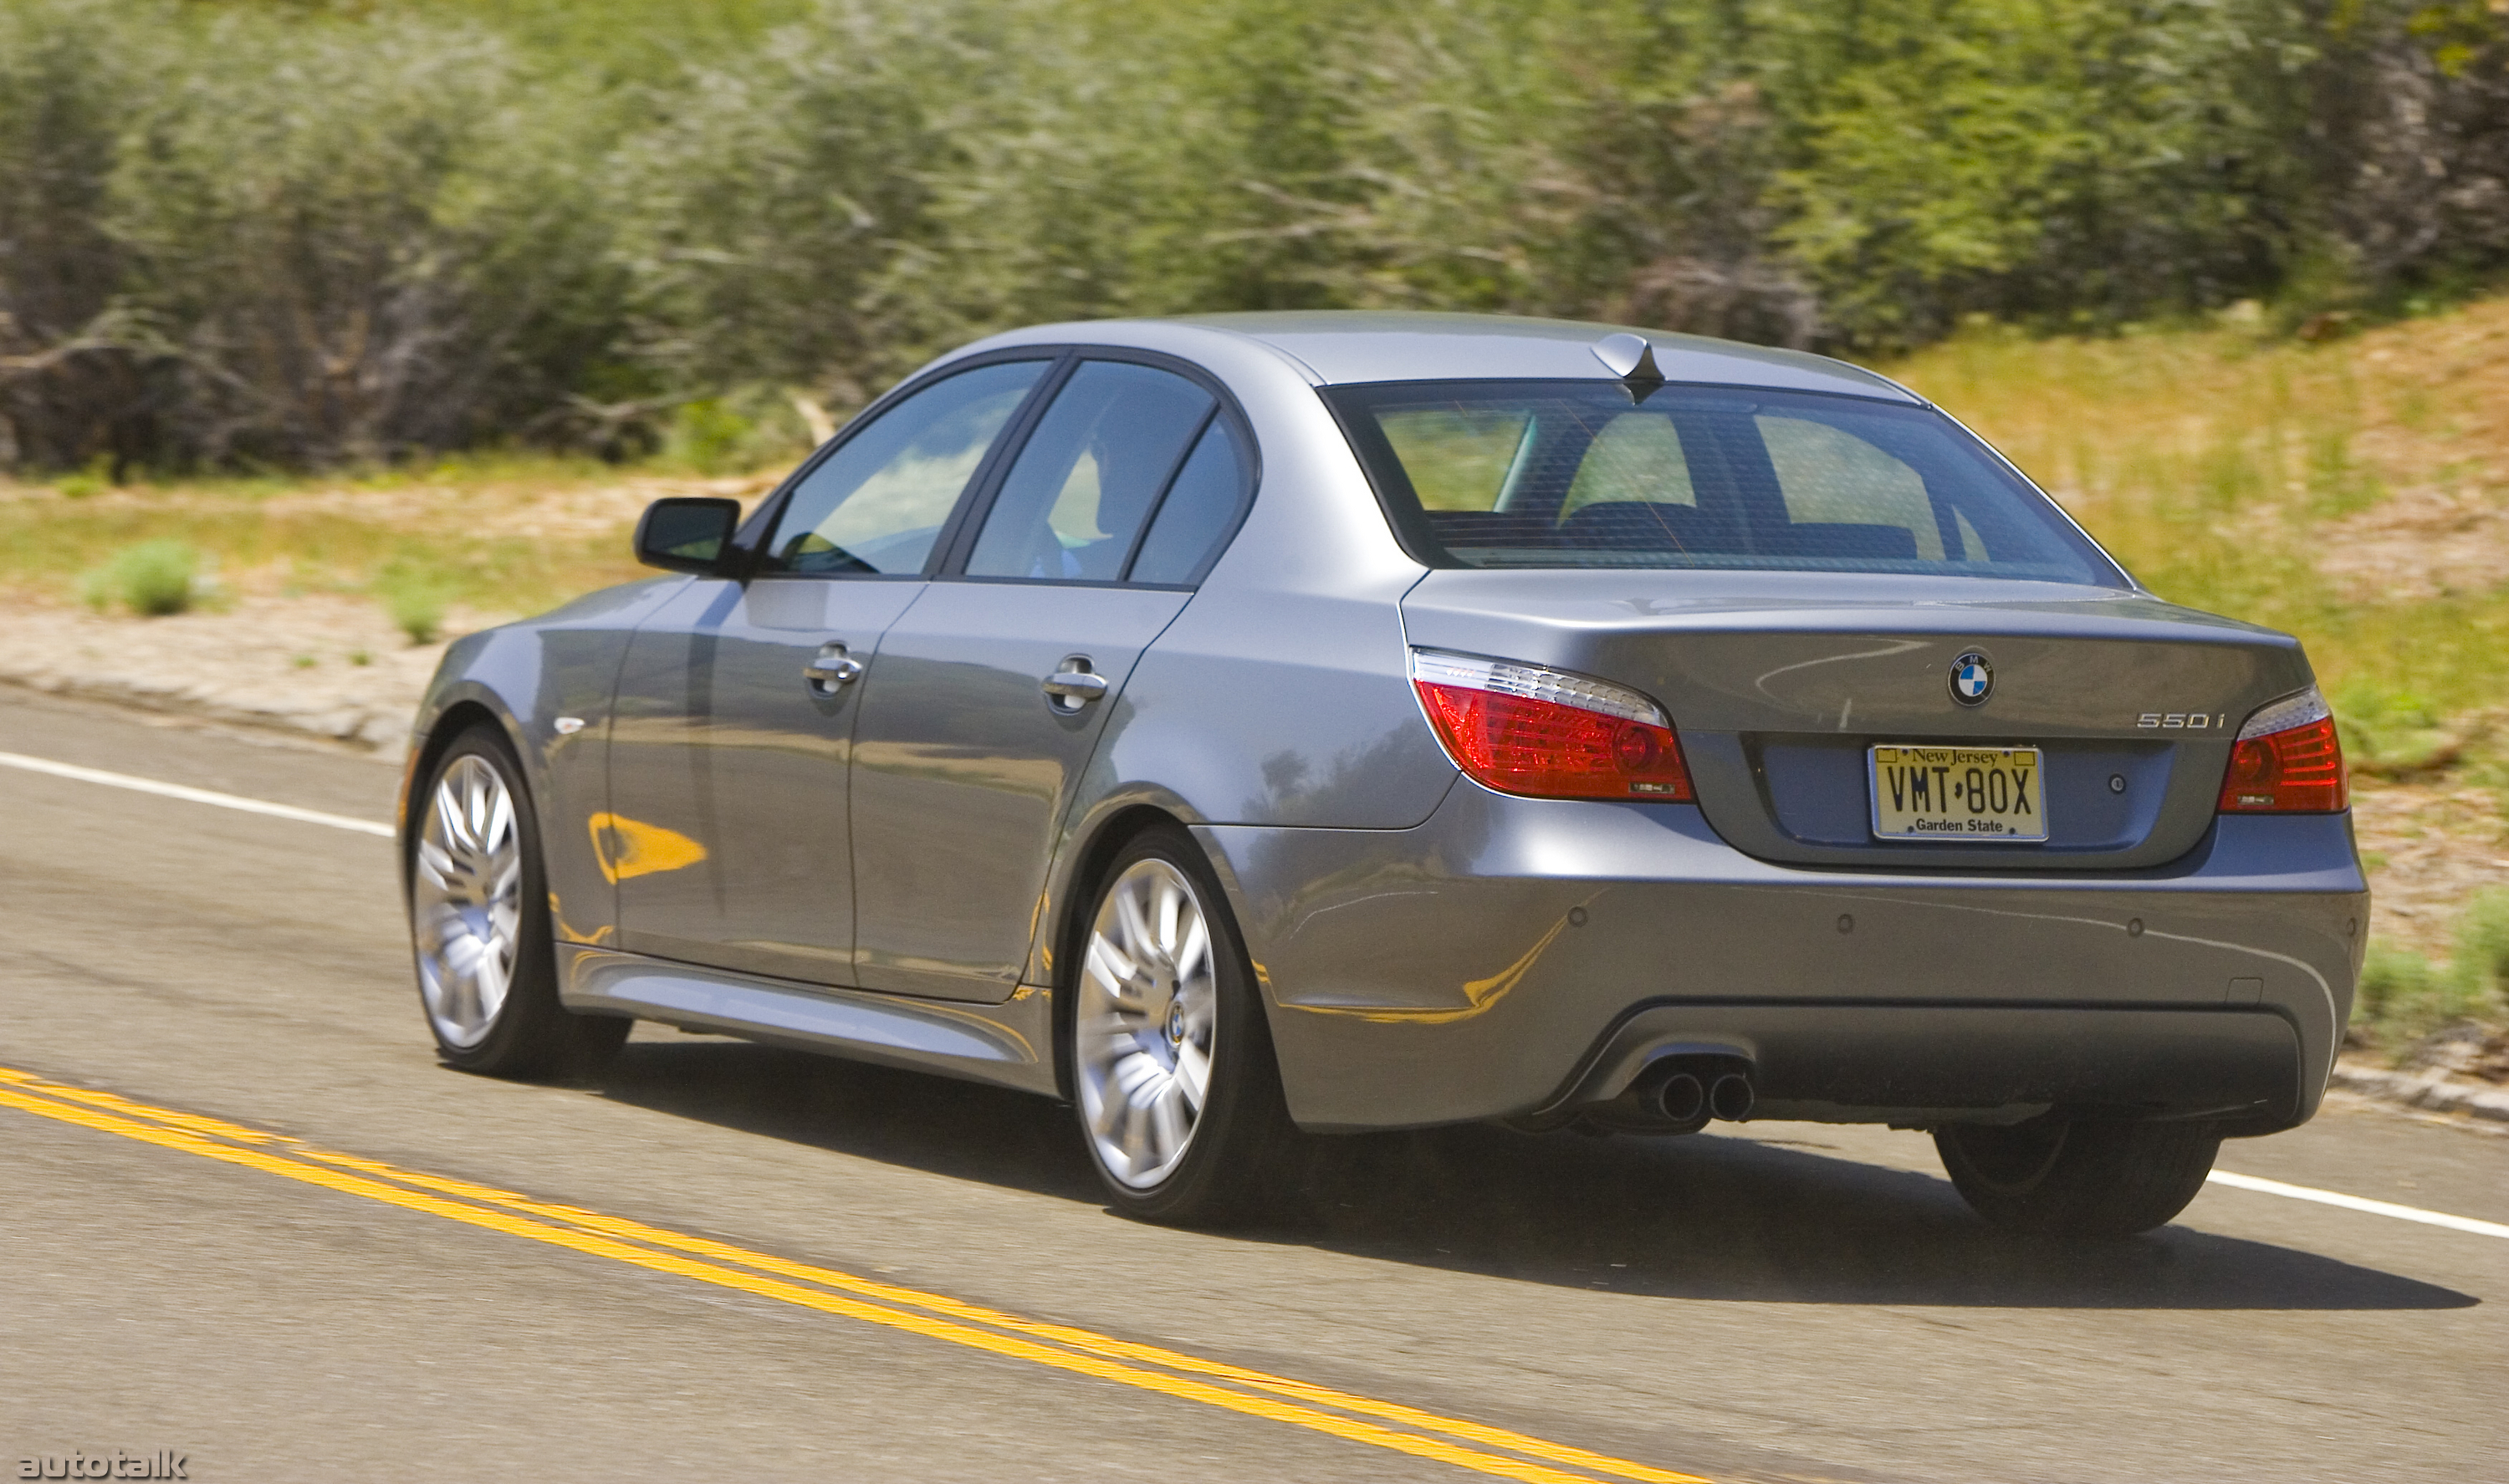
[1128,419,1249,584]
[1331,380,2121,584]
[966,361,1214,582]
[765,360,1047,575]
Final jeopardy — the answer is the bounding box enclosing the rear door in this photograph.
[606,358,1051,982]
[849,356,1254,1001]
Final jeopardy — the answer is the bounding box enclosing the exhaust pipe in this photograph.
[1653,1072,1706,1127]
[1571,1056,1751,1135]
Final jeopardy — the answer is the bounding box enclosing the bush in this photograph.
[373,566,452,645]
[0,0,622,471]
[11,0,2509,468]
[606,0,977,405]
[2352,894,2509,1057]
[2351,941,2478,1053]
[2450,888,2509,1007]
[77,538,197,615]
[661,390,814,475]
[103,9,622,466]
[0,0,141,473]
[2357,940,2440,1024]
[2331,680,2463,777]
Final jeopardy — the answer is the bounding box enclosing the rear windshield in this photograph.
[1326,380,2124,586]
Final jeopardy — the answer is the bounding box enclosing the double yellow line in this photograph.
[0,1064,1708,1484]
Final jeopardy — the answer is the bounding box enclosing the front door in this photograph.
[606,357,1053,984]
[851,358,1249,1001]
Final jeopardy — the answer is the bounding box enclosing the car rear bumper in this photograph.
[1198,788,2365,1134]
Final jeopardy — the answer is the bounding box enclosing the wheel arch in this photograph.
[399,696,517,885]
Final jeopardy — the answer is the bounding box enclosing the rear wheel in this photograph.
[408,725,627,1080]
[1066,825,1297,1226]
[1935,1114,2220,1238]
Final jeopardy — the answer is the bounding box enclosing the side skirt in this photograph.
[558,946,1060,1099]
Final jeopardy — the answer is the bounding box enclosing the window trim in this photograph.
[931,345,1261,592]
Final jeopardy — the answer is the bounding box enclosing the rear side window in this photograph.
[1330,380,2119,584]
[764,360,1048,576]
[1128,419,1250,585]
[967,361,1214,581]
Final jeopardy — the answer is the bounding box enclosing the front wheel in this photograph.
[407,725,627,1080]
[1935,1115,2221,1238]
[1065,825,1297,1226]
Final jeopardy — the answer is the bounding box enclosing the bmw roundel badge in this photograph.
[1949,650,1994,706]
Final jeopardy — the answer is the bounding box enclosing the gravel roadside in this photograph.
[0,594,470,756]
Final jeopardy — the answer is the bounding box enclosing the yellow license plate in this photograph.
[1868,745,2048,843]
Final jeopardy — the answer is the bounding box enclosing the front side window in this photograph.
[966,360,1216,582]
[764,360,1049,576]
[1330,380,2121,584]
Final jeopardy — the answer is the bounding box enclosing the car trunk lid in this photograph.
[1400,569,2314,869]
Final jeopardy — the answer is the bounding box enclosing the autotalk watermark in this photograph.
[17,1451,187,1480]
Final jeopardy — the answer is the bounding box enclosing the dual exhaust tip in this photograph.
[1653,1068,1755,1130]
[1577,1054,1753,1135]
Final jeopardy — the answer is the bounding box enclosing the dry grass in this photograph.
[0,454,774,623]
[1886,306,2509,719]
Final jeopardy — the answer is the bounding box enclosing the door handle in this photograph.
[1041,661,1108,710]
[804,642,865,696]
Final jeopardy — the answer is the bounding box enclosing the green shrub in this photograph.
[373,566,452,645]
[0,0,621,471]
[53,455,113,499]
[2449,887,2509,1008]
[2353,907,2509,1056]
[76,538,198,615]
[111,10,621,466]
[0,0,131,472]
[659,389,813,474]
[11,0,2509,468]
[2356,941,2443,1031]
[2331,680,2460,777]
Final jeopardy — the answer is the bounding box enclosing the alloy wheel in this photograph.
[412,754,524,1050]
[1076,857,1218,1189]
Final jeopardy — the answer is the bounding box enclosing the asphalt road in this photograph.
[0,686,2501,1484]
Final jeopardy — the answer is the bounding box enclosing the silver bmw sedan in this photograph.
[401,312,2365,1237]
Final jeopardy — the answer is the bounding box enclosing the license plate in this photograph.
[1868,745,2048,843]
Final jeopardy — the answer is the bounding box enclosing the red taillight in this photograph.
[2218,688,2347,813]
[1411,650,1692,802]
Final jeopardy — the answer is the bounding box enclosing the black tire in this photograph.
[1934,1114,2221,1238]
[406,724,628,1081]
[1062,824,1300,1226]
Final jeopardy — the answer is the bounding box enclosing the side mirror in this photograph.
[633,497,743,575]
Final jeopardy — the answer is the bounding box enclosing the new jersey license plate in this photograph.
[1868,745,2048,843]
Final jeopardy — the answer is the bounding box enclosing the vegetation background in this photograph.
[3,0,2507,1063]
[8,0,2509,471]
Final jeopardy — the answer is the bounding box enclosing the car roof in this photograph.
[954,310,1924,404]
